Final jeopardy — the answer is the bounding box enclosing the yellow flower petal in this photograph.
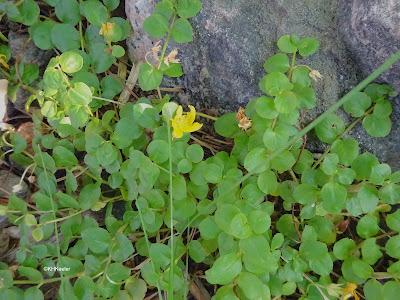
[175,105,183,118]
[0,54,9,69]
[185,122,203,133]
[187,105,196,124]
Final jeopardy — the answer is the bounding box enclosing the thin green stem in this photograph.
[14,276,69,285]
[79,20,86,52]
[184,225,190,300]
[137,199,163,299]
[312,105,375,169]
[288,52,297,80]
[38,148,62,280]
[167,118,175,300]
[157,14,177,70]
[41,210,84,225]
[233,49,400,190]
[196,112,217,121]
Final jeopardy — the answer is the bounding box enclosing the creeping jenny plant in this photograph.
[1,0,400,299]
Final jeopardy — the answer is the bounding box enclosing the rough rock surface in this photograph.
[126,0,362,113]
[6,31,51,111]
[338,0,400,90]
[125,0,400,170]
[0,170,29,199]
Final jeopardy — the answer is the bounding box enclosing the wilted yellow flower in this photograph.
[170,105,203,140]
[164,49,180,67]
[0,54,9,69]
[236,107,252,131]
[309,69,323,82]
[99,22,115,36]
[341,282,359,300]
[151,41,161,61]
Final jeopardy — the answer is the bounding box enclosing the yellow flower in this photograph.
[0,54,9,69]
[99,22,115,36]
[170,105,203,140]
[342,283,359,300]
[164,49,180,67]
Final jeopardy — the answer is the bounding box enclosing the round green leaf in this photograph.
[292,66,312,86]
[143,13,169,38]
[248,210,271,234]
[259,72,293,96]
[84,1,108,26]
[333,238,356,260]
[331,138,359,166]
[343,92,371,117]
[297,37,319,56]
[386,235,400,259]
[264,53,290,73]
[271,150,296,173]
[320,153,339,175]
[263,127,289,151]
[277,35,298,53]
[291,83,316,109]
[274,91,297,113]
[351,152,379,180]
[373,99,392,118]
[321,182,347,214]
[387,210,400,232]
[352,259,374,279]
[370,164,391,185]
[244,147,269,173]
[379,183,400,205]
[186,144,204,163]
[111,45,125,57]
[55,0,80,26]
[51,23,80,52]
[257,170,278,194]
[103,0,120,11]
[81,227,111,253]
[96,143,118,166]
[188,240,206,263]
[138,63,163,91]
[205,253,242,285]
[59,51,83,73]
[147,140,169,164]
[176,0,202,18]
[314,113,345,143]
[68,82,92,105]
[237,272,265,299]
[357,215,380,239]
[29,21,55,50]
[171,17,193,43]
[362,115,391,138]
[204,163,223,184]
[293,183,319,205]
[256,96,279,119]
[53,146,78,167]
[214,113,240,138]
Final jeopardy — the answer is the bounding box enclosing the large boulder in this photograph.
[125,0,400,170]
[338,0,400,90]
[125,0,362,112]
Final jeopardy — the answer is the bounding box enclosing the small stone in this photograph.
[0,170,29,199]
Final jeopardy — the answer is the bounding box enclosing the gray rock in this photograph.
[125,0,400,170]
[126,0,362,112]
[8,31,52,68]
[7,31,51,111]
[338,0,400,90]
[0,170,29,199]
